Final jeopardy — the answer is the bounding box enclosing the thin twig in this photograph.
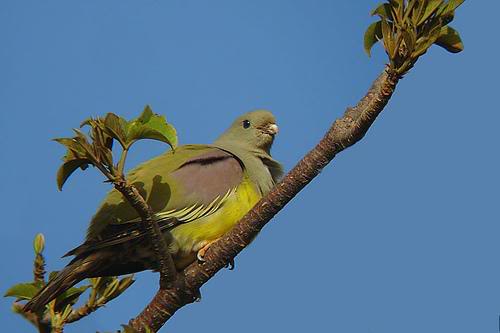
[33,254,46,284]
[65,303,97,324]
[113,179,179,289]
[117,148,129,175]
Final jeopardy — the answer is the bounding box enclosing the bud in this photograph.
[33,233,45,255]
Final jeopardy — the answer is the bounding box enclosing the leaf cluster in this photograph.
[54,105,178,190]
[87,275,135,310]
[4,234,135,331]
[4,106,178,332]
[364,0,464,74]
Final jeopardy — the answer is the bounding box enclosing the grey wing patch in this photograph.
[110,148,243,225]
[155,148,243,222]
[171,148,243,205]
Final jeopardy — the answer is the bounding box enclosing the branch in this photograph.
[113,178,178,289]
[65,303,95,324]
[128,66,400,331]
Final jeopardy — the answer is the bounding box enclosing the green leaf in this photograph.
[118,275,135,291]
[103,113,128,148]
[437,0,463,19]
[60,304,73,321]
[126,105,178,149]
[92,275,134,304]
[53,137,77,149]
[371,3,393,20]
[55,285,89,311]
[435,26,464,53]
[53,137,87,159]
[56,130,94,164]
[412,38,427,58]
[402,29,416,55]
[4,282,42,300]
[56,158,90,191]
[72,128,92,146]
[411,0,425,24]
[53,131,96,189]
[389,0,403,8]
[428,21,446,44]
[417,0,444,25]
[80,117,97,127]
[101,278,120,299]
[381,18,394,57]
[438,0,464,25]
[105,275,135,301]
[364,21,383,56]
[446,0,465,12]
[388,0,404,22]
[402,0,418,24]
[93,276,115,297]
[60,285,89,300]
[33,233,45,254]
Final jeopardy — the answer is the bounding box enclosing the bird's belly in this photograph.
[169,179,260,269]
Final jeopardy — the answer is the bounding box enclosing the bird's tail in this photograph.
[23,256,98,313]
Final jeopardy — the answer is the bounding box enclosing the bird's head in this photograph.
[215,110,279,153]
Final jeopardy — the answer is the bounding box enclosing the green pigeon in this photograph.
[24,110,282,312]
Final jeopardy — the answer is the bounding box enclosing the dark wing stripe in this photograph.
[63,217,179,257]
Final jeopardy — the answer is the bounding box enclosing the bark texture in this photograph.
[114,180,178,289]
[128,66,401,332]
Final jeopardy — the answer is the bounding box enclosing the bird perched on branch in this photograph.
[24,110,282,312]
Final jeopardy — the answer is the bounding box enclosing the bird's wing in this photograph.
[63,217,179,257]
[65,145,244,257]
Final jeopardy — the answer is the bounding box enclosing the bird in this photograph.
[24,109,282,312]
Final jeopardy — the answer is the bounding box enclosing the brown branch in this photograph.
[128,66,401,331]
[113,179,178,289]
[65,303,97,324]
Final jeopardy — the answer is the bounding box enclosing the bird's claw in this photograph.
[196,250,207,263]
[193,288,202,302]
[224,259,235,270]
[196,239,220,263]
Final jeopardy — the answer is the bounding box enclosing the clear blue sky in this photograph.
[1,1,498,332]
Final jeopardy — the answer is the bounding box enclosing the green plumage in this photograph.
[24,109,282,312]
[86,145,229,239]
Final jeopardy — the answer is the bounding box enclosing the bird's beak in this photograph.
[267,124,279,135]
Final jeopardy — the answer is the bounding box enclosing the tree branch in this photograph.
[113,179,178,290]
[128,66,400,331]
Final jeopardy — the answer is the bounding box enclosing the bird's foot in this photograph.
[193,288,202,302]
[196,239,220,262]
[224,258,235,270]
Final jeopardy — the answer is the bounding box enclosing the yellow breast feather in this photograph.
[170,174,261,259]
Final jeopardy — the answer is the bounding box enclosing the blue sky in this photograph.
[1,1,498,332]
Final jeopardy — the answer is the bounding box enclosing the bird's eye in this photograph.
[242,120,251,129]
